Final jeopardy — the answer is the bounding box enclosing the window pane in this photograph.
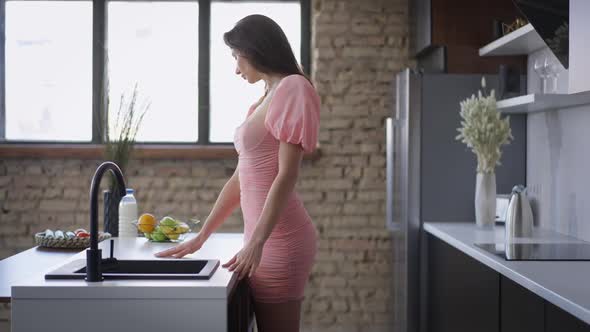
[5,1,93,141]
[108,2,199,142]
[210,2,301,143]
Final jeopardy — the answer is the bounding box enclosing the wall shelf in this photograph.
[479,24,547,56]
[498,92,590,114]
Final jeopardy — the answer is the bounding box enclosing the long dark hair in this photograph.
[223,14,308,81]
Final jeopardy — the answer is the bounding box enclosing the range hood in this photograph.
[512,0,569,68]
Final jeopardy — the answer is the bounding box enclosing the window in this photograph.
[4,1,93,141]
[108,2,199,142]
[0,0,310,145]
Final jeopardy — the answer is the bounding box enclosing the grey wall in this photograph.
[527,105,590,240]
[526,49,590,241]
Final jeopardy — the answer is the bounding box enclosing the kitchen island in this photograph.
[8,233,252,332]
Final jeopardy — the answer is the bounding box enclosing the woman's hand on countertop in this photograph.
[154,233,207,258]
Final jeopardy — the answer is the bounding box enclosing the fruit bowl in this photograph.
[133,215,195,243]
[146,231,189,243]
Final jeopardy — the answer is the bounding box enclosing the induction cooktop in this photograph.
[475,243,590,261]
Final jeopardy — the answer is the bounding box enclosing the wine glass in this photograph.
[545,58,561,94]
[533,57,550,94]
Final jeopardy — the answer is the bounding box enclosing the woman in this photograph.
[155,14,320,331]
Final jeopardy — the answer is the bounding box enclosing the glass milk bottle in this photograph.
[118,188,138,237]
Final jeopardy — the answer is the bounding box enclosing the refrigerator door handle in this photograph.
[386,117,399,231]
[395,74,401,121]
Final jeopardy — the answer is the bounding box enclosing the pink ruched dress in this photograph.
[233,74,320,303]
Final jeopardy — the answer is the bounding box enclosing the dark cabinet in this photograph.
[426,234,499,332]
[426,234,590,332]
[228,279,254,332]
[546,302,590,332]
[500,276,544,332]
[410,0,526,73]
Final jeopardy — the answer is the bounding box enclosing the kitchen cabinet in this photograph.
[500,276,544,332]
[546,302,590,332]
[228,279,255,332]
[426,234,499,332]
[410,0,525,73]
[10,234,253,332]
[425,231,590,332]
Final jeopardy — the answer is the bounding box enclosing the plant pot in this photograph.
[475,172,496,228]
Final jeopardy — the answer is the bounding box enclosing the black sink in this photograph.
[45,259,220,280]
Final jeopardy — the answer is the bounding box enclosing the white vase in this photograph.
[475,172,496,228]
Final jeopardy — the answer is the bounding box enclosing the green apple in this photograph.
[159,216,178,227]
[151,231,167,242]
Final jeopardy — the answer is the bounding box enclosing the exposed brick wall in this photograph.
[304,1,410,330]
[0,0,410,330]
[0,158,246,257]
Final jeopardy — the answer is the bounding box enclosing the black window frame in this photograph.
[0,0,311,146]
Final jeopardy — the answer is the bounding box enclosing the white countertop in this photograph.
[0,246,79,301]
[11,233,244,300]
[424,222,590,325]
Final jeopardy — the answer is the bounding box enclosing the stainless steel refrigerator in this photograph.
[386,69,527,332]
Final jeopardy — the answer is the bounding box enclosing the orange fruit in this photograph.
[137,213,157,233]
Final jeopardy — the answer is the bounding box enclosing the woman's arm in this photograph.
[223,142,303,279]
[199,166,242,239]
[155,166,241,258]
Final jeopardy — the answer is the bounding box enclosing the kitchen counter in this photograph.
[11,233,243,299]
[0,246,79,302]
[9,233,246,332]
[424,222,590,325]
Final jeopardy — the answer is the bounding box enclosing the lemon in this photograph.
[137,213,157,233]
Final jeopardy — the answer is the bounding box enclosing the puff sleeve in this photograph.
[264,75,320,153]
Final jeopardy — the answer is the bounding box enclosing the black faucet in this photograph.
[87,161,127,282]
